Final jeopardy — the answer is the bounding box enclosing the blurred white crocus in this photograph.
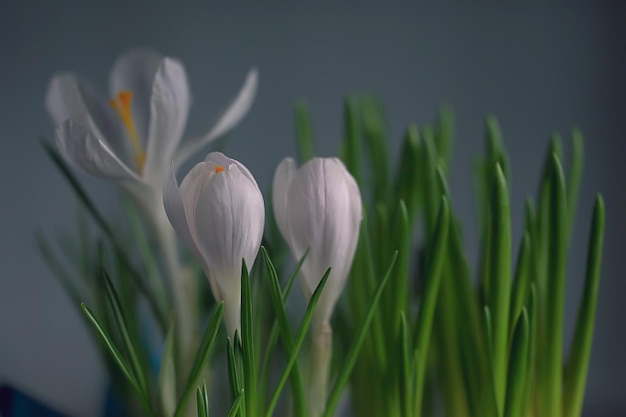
[272,157,362,324]
[164,152,265,338]
[45,48,258,228]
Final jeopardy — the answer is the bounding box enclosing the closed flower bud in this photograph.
[164,152,264,337]
[272,157,362,323]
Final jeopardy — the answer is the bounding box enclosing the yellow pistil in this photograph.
[109,91,146,173]
[214,166,226,174]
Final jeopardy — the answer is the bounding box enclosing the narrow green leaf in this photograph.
[361,96,390,205]
[522,285,538,417]
[196,381,210,417]
[399,313,412,417]
[174,303,224,417]
[482,306,500,417]
[509,232,531,334]
[241,260,257,417]
[323,252,398,417]
[265,268,332,417]
[343,97,362,186]
[394,125,421,227]
[80,303,152,414]
[567,128,584,233]
[102,273,149,399]
[295,101,315,163]
[261,247,307,417]
[35,232,83,306]
[227,337,242,402]
[412,197,449,417]
[157,320,177,417]
[227,389,245,417]
[487,163,512,415]
[563,195,605,417]
[420,127,439,238]
[542,154,568,417]
[504,309,530,417]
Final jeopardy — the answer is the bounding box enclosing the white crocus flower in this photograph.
[164,152,265,338]
[273,157,362,417]
[272,157,362,324]
[45,48,258,226]
[45,48,258,357]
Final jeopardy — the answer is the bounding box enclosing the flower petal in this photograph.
[163,163,203,263]
[55,120,141,181]
[175,69,259,165]
[109,48,164,146]
[193,165,265,300]
[143,58,191,182]
[286,158,362,322]
[46,73,135,169]
[272,158,297,244]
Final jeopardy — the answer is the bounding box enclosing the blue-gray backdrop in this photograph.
[0,2,624,416]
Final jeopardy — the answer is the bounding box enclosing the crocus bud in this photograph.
[164,152,264,338]
[272,157,362,323]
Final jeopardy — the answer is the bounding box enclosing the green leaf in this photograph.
[102,272,149,400]
[157,320,177,417]
[509,232,531,335]
[541,154,568,417]
[241,260,258,417]
[343,97,362,187]
[80,303,152,414]
[227,390,245,417]
[174,303,224,417]
[399,313,412,417]
[563,195,605,417]
[227,336,242,402]
[196,381,210,417]
[295,101,315,163]
[361,96,390,205]
[420,127,439,239]
[261,247,307,417]
[486,164,512,415]
[265,267,332,417]
[504,309,530,417]
[412,197,449,417]
[322,251,398,417]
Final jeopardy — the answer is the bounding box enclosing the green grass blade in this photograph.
[102,272,149,398]
[420,127,439,238]
[541,154,568,417]
[399,313,412,417]
[80,303,153,414]
[196,381,210,417]
[227,390,245,417]
[504,309,530,417]
[343,97,362,186]
[567,128,584,233]
[157,320,177,417]
[361,96,390,205]
[227,337,242,402]
[261,247,306,417]
[411,197,450,417]
[295,101,315,163]
[241,260,258,417]
[265,268,331,417]
[174,302,224,417]
[487,163,512,415]
[509,232,531,334]
[563,195,605,417]
[322,252,398,417]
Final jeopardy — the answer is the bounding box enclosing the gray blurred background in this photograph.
[0,1,624,416]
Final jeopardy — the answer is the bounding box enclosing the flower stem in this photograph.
[309,321,333,417]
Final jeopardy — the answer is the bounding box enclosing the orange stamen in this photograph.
[214,166,226,174]
[109,91,146,173]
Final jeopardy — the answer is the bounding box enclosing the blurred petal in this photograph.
[272,158,296,243]
[143,58,191,181]
[163,164,202,261]
[284,158,362,322]
[175,69,258,164]
[109,48,163,146]
[55,120,140,181]
[46,73,134,167]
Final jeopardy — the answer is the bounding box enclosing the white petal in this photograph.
[272,158,297,244]
[109,49,164,146]
[204,151,256,185]
[46,73,135,168]
[175,69,259,165]
[163,163,203,263]
[286,158,362,322]
[55,120,141,182]
[193,166,265,300]
[143,58,191,182]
